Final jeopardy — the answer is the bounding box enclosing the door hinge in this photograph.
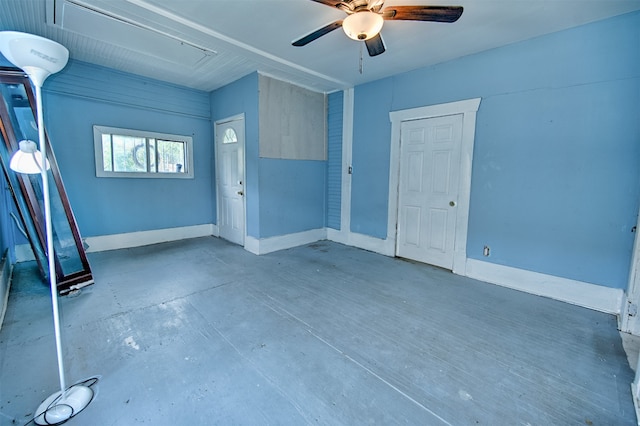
[628,302,638,317]
[348,165,353,175]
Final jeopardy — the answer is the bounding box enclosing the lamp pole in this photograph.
[33,78,68,397]
[0,31,95,426]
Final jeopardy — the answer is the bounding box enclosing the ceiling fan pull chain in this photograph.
[359,42,363,74]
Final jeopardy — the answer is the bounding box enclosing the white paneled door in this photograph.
[396,114,463,269]
[216,116,245,246]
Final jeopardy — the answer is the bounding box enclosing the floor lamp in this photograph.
[0,31,95,425]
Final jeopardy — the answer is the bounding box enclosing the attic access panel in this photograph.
[0,67,93,293]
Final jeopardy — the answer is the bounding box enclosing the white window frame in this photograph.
[93,125,194,179]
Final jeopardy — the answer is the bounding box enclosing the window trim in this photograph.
[93,125,194,179]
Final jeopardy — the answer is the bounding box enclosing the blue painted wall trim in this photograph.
[47,60,211,119]
[327,91,343,230]
[349,11,640,289]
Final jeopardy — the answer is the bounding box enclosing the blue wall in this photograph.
[43,61,214,237]
[327,91,343,230]
[351,79,393,239]
[211,73,326,239]
[258,158,325,238]
[349,11,640,289]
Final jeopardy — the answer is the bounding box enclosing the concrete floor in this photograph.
[0,237,636,425]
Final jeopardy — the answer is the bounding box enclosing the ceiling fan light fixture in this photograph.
[342,11,384,41]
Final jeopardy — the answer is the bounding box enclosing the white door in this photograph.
[215,116,245,245]
[396,114,463,269]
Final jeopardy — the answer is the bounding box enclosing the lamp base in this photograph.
[33,384,94,425]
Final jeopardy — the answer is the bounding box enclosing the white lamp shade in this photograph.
[10,140,50,174]
[342,11,384,41]
[0,31,69,87]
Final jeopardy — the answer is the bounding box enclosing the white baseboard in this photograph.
[15,224,218,261]
[325,227,342,242]
[0,251,13,331]
[13,224,626,317]
[15,243,35,262]
[327,231,623,313]
[328,230,625,315]
[465,258,624,315]
[84,224,217,253]
[244,228,327,255]
[326,228,395,257]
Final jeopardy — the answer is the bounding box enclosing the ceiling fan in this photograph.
[292,0,463,57]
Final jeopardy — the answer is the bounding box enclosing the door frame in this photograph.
[388,98,481,275]
[214,113,246,246]
[621,208,640,334]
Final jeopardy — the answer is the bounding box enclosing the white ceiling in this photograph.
[1,0,639,93]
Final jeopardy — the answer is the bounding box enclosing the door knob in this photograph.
[237,191,244,196]
[449,201,456,207]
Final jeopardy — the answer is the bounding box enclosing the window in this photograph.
[223,128,237,144]
[93,125,194,178]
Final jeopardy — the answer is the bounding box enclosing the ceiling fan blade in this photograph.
[365,33,385,57]
[309,0,352,12]
[292,20,343,47]
[382,6,463,23]
[310,0,343,7]
[369,0,385,12]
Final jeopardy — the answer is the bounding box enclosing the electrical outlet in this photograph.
[483,246,490,257]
